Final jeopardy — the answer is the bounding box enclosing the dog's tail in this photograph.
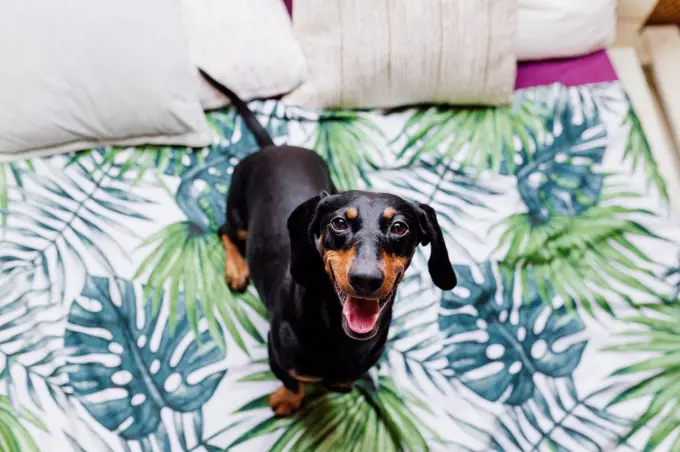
[198,68,274,148]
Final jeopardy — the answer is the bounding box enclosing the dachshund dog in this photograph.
[199,69,456,416]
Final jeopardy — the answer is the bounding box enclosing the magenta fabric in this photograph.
[283,0,618,90]
[515,50,618,89]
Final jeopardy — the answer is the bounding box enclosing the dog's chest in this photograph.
[274,318,384,383]
[290,341,381,384]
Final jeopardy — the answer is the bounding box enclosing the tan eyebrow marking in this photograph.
[346,208,358,220]
[383,207,395,219]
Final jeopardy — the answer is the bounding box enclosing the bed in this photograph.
[2,50,680,451]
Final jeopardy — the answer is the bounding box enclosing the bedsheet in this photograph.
[2,81,680,452]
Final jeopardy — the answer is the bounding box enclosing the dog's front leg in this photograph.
[268,380,304,417]
[220,231,249,292]
[267,335,305,417]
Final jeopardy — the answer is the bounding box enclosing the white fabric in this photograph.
[517,0,617,61]
[285,0,517,109]
[184,0,307,110]
[0,0,213,161]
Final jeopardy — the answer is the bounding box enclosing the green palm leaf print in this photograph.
[134,221,266,353]
[229,373,434,451]
[622,106,669,201]
[66,146,179,187]
[0,161,34,228]
[0,364,46,452]
[607,302,680,452]
[0,396,45,452]
[495,188,665,317]
[398,97,549,172]
[309,111,382,190]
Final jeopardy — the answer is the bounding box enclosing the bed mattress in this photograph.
[1,53,680,451]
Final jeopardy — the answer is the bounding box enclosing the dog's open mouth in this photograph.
[334,283,391,339]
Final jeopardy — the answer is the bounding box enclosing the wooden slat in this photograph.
[643,26,680,149]
[614,0,658,63]
[617,0,659,24]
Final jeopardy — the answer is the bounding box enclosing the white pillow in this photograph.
[0,0,213,160]
[183,0,307,110]
[517,0,617,61]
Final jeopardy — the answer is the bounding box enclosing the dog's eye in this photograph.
[391,221,409,236]
[330,217,348,232]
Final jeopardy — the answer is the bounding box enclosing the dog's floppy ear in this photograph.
[415,203,457,290]
[287,192,329,287]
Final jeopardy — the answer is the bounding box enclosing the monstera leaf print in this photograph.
[308,110,383,190]
[0,151,154,400]
[514,86,607,222]
[438,261,587,405]
[64,276,226,446]
[229,372,435,452]
[608,302,680,452]
[174,107,289,232]
[0,158,153,413]
[398,96,549,172]
[491,81,667,316]
[174,150,237,233]
[437,262,627,450]
[531,83,602,126]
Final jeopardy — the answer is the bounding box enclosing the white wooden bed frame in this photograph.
[611,0,680,213]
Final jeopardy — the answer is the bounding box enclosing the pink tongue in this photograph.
[343,297,380,334]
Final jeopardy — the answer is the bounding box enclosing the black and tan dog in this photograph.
[199,69,457,417]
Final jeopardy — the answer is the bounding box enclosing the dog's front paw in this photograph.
[224,257,249,292]
[269,386,304,417]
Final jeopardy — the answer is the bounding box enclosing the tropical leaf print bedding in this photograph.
[1,82,679,452]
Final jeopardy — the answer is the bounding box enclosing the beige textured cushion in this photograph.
[285,0,517,109]
[184,0,307,110]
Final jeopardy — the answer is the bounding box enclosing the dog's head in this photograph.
[287,191,456,340]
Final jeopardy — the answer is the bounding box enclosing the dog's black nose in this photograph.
[349,269,384,295]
